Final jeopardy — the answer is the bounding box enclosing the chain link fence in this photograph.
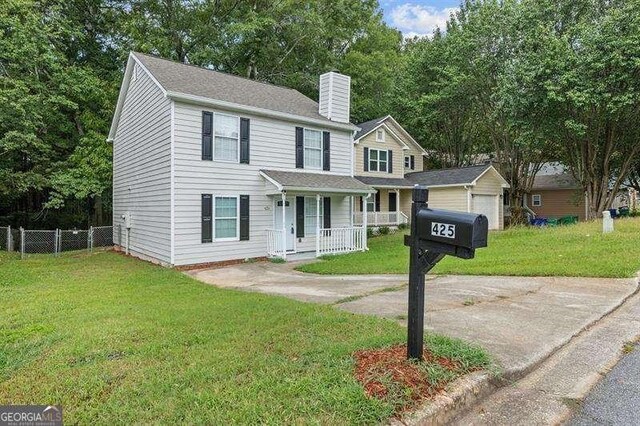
[0,225,113,259]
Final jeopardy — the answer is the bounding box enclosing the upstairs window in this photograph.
[369,149,388,172]
[376,129,385,142]
[304,129,323,169]
[214,114,240,162]
[404,156,410,169]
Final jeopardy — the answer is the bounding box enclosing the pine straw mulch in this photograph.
[353,344,470,413]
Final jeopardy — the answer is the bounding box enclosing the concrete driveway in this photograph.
[188,261,639,375]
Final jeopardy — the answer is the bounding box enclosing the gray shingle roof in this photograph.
[532,173,580,190]
[354,176,415,188]
[354,116,386,140]
[406,164,493,187]
[261,170,375,194]
[133,52,335,124]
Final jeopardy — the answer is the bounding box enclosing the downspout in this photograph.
[464,185,471,212]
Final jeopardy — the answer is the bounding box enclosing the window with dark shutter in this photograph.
[296,196,305,237]
[410,155,415,170]
[202,112,213,160]
[322,131,330,171]
[364,147,369,172]
[201,194,212,243]
[388,150,393,174]
[323,197,331,228]
[295,127,304,168]
[239,195,250,240]
[240,118,250,164]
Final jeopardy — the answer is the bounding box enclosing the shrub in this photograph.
[366,227,376,239]
[378,226,390,235]
[398,223,409,231]
[269,257,286,264]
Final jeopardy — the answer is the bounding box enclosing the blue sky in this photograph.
[379,0,460,38]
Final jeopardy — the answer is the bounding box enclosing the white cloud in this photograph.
[389,4,458,38]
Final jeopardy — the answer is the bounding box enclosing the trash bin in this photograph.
[609,208,618,218]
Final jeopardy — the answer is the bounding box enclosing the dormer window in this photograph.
[376,129,385,142]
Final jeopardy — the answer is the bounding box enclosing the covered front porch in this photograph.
[352,187,412,227]
[260,170,375,259]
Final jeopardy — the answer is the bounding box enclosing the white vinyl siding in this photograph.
[112,65,171,264]
[303,129,323,169]
[171,102,353,266]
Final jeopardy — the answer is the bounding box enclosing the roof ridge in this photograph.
[133,51,304,94]
[406,163,490,175]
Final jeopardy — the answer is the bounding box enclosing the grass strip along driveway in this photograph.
[0,251,489,424]
[297,218,640,278]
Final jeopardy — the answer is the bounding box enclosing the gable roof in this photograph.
[108,52,356,141]
[407,164,509,188]
[353,115,428,156]
[532,173,581,190]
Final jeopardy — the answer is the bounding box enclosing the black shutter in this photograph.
[375,190,380,212]
[201,194,212,243]
[388,150,393,174]
[202,112,213,160]
[239,195,250,240]
[364,147,369,172]
[240,118,250,164]
[323,197,331,228]
[410,155,415,170]
[295,127,304,168]
[359,196,363,212]
[322,131,330,171]
[389,192,397,212]
[296,196,305,237]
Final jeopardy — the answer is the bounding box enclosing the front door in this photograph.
[275,198,295,251]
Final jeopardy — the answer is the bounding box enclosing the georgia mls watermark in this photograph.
[0,405,62,426]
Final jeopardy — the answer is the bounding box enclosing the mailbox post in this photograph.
[404,186,489,360]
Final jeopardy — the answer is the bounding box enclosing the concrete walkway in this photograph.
[188,261,639,379]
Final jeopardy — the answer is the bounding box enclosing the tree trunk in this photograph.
[92,194,103,226]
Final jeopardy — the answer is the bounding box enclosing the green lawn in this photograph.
[0,251,488,424]
[297,218,640,278]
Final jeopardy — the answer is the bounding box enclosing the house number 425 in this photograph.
[431,222,456,239]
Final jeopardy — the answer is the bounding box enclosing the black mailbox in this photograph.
[404,186,490,361]
[415,208,488,259]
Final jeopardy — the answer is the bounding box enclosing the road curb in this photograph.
[396,273,640,425]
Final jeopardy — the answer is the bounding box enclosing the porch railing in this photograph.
[317,226,365,257]
[353,211,409,227]
[266,228,286,259]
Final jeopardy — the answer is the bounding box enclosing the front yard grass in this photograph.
[297,218,640,278]
[0,251,489,424]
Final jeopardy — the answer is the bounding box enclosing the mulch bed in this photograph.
[353,344,462,412]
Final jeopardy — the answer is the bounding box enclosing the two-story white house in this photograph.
[109,52,374,267]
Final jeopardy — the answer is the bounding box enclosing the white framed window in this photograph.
[304,197,324,234]
[304,129,323,169]
[404,156,410,169]
[369,149,388,172]
[214,113,240,162]
[214,196,239,240]
[366,197,375,212]
[376,129,385,142]
[532,194,542,207]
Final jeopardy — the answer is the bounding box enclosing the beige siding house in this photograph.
[352,116,509,230]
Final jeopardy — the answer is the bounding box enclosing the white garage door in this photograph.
[472,194,499,230]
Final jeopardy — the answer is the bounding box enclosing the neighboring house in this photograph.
[352,115,427,226]
[109,52,374,267]
[527,173,587,221]
[352,116,509,230]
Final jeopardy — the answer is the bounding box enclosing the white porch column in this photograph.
[362,194,370,250]
[395,189,401,225]
[315,194,321,256]
[281,191,287,259]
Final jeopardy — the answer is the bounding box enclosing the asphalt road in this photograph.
[569,343,640,425]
